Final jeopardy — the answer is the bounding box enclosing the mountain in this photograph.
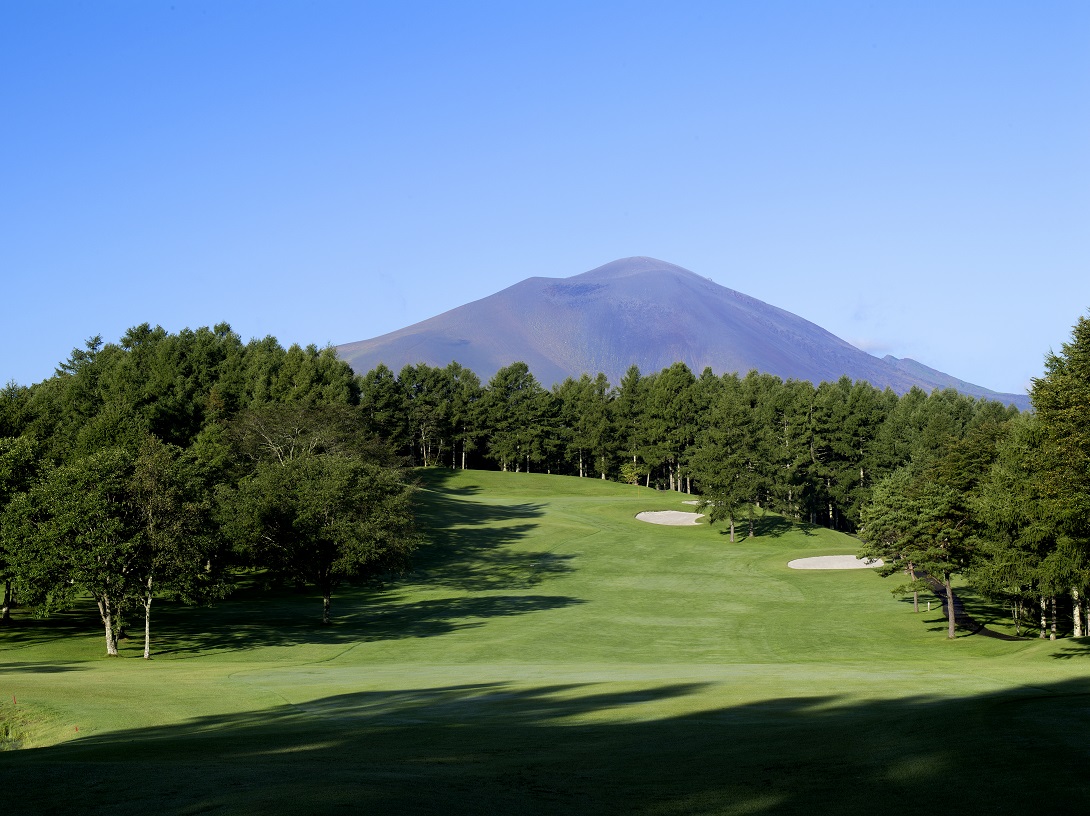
[336,257,1031,409]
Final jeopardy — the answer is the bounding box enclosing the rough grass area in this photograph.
[3,469,1090,815]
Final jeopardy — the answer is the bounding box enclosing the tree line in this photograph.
[346,318,1090,641]
[358,359,1018,535]
[1,313,1087,647]
[0,324,417,656]
[859,314,1090,640]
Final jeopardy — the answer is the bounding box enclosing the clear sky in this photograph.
[3,1,1087,396]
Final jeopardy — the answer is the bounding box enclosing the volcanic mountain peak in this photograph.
[336,258,1030,409]
[578,256,702,281]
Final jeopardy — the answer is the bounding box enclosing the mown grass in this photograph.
[2,469,1089,814]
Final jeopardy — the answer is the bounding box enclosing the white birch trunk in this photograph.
[907,564,919,612]
[1073,588,1083,638]
[945,576,956,639]
[97,595,119,656]
[143,597,153,659]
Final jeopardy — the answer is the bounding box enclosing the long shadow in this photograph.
[0,661,89,674]
[0,608,98,648]
[152,590,583,657]
[749,512,817,539]
[701,507,818,540]
[1052,639,1090,659]
[8,676,1090,814]
[914,576,1023,641]
[411,468,570,592]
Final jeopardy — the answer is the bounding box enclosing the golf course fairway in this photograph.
[3,469,1089,814]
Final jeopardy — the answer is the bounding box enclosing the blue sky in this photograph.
[3,1,1087,396]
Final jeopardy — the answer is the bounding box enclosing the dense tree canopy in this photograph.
[4,311,1090,644]
[0,325,418,651]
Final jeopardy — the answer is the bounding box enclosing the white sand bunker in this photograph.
[788,555,884,570]
[636,510,705,526]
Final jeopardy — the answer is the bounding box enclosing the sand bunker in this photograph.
[636,510,705,526]
[787,555,884,570]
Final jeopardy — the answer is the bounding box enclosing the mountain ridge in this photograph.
[337,257,1031,410]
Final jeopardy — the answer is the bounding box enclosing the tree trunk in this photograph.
[908,564,919,613]
[1012,600,1021,637]
[143,575,153,659]
[1073,588,1083,638]
[945,575,956,639]
[729,516,736,543]
[322,592,332,626]
[1,579,11,624]
[1040,596,1047,639]
[97,595,120,656]
[1050,596,1057,641]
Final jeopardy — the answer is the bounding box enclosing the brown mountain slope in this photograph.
[337,257,1030,409]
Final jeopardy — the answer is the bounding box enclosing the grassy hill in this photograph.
[3,469,1088,814]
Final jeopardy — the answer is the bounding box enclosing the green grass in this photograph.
[3,468,1090,814]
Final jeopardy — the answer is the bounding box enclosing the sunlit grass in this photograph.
[2,469,1088,814]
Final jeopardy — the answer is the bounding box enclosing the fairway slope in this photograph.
[3,469,1086,815]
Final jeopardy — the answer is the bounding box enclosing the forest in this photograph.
[1,313,1088,647]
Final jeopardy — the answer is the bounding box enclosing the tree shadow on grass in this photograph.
[749,512,819,538]
[411,468,571,593]
[713,511,818,540]
[150,589,584,657]
[0,607,98,649]
[0,661,89,673]
[10,676,1090,815]
[1051,640,1090,659]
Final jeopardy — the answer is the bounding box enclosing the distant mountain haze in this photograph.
[336,257,1031,410]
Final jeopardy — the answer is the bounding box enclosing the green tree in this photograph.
[5,448,144,655]
[689,375,759,542]
[858,467,929,612]
[446,362,483,469]
[482,363,550,472]
[230,452,417,624]
[357,363,409,452]
[399,363,452,467]
[556,373,614,478]
[971,414,1057,636]
[612,365,650,484]
[0,436,39,623]
[645,363,697,492]
[222,403,412,624]
[1028,311,1090,636]
[130,437,223,658]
